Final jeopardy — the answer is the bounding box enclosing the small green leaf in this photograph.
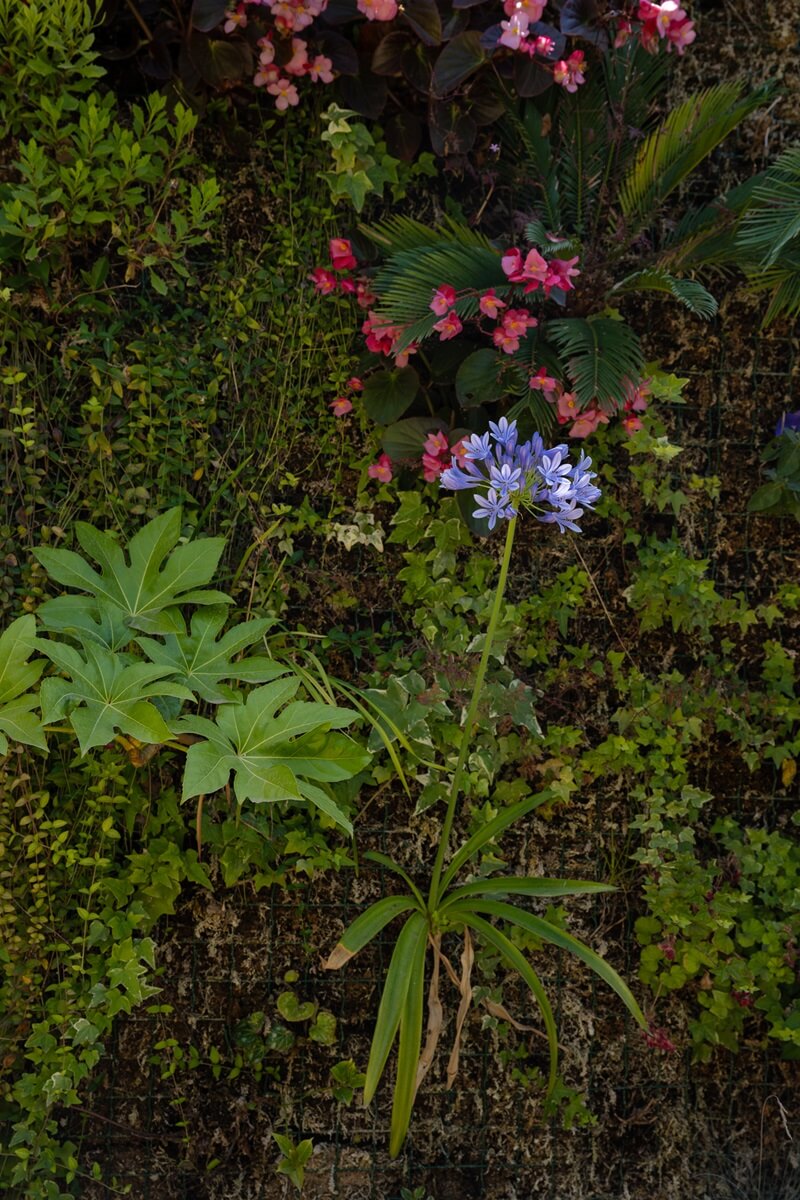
[277,991,317,1022]
[309,1010,337,1045]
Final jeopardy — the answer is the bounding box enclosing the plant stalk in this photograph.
[428,516,517,908]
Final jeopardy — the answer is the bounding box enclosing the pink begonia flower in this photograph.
[394,343,417,369]
[545,255,581,293]
[356,0,398,19]
[224,4,247,33]
[254,64,281,88]
[285,38,309,76]
[501,247,524,279]
[503,0,544,18]
[433,311,463,341]
[429,284,457,316]
[556,391,580,423]
[339,277,357,294]
[614,18,634,47]
[347,376,364,391]
[498,11,530,49]
[356,280,377,309]
[268,78,300,110]
[258,36,276,65]
[622,414,643,434]
[493,327,520,355]
[309,266,338,294]
[520,34,554,56]
[553,50,586,93]
[330,238,357,271]
[423,431,449,458]
[330,396,353,416]
[308,54,334,83]
[502,308,537,337]
[450,437,470,467]
[368,453,393,482]
[568,403,609,438]
[623,377,651,413]
[666,16,695,52]
[362,312,396,355]
[529,366,557,394]
[479,289,506,318]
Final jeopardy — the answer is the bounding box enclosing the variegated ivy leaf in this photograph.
[34,507,230,639]
[0,615,47,753]
[40,639,194,755]
[136,606,285,703]
[180,676,370,836]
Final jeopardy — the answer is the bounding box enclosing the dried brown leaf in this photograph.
[446,927,474,1090]
[414,933,443,1096]
[322,943,355,971]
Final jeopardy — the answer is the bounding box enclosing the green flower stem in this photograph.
[428,515,517,909]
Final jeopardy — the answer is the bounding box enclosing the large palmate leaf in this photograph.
[544,317,643,409]
[40,641,193,754]
[136,606,284,703]
[37,597,131,652]
[35,508,230,638]
[0,615,47,753]
[180,677,370,834]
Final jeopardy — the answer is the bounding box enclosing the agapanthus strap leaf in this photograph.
[441,876,616,910]
[462,897,647,1027]
[363,851,426,908]
[324,895,421,970]
[438,788,554,897]
[389,931,427,1157]
[363,911,427,1106]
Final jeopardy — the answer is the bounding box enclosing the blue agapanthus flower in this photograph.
[775,411,800,437]
[441,419,601,533]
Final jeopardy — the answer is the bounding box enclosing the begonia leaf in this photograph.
[363,366,420,424]
[431,31,485,94]
[402,0,442,47]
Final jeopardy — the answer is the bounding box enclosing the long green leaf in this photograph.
[459,898,646,1027]
[323,895,421,970]
[441,876,616,911]
[364,851,426,909]
[437,790,554,899]
[389,929,427,1157]
[363,911,427,1105]
[619,82,774,228]
[456,910,558,1095]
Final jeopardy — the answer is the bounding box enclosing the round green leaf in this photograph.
[382,416,448,460]
[363,367,420,425]
[277,991,317,1022]
[455,349,507,409]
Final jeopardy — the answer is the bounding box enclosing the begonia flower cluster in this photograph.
[440,417,601,534]
[615,1,696,54]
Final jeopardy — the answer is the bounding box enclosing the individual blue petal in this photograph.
[463,432,493,461]
[441,462,483,491]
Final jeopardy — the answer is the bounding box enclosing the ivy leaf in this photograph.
[34,508,230,638]
[180,678,370,834]
[136,607,285,703]
[0,615,46,753]
[40,640,193,754]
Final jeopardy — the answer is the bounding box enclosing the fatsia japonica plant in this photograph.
[312,42,774,480]
[2,508,369,836]
[324,419,647,1157]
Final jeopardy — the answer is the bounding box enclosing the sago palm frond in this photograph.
[373,243,509,348]
[365,215,492,255]
[618,81,775,230]
[611,268,718,318]
[544,317,643,409]
[501,101,563,230]
[558,71,616,235]
[744,253,800,327]
[736,144,800,267]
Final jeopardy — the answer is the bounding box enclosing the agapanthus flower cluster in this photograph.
[440,417,600,533]
[775,410,800,437]
[616,1,696,54]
